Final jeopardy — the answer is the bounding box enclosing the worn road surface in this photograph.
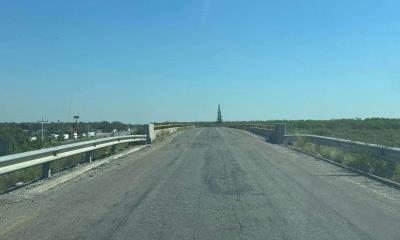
[1,127,400,240]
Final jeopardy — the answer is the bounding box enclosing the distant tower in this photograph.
[217,104,223,124]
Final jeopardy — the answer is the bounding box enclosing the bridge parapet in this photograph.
[285,134,400,163]
[145,124,195,143]
[227,123,286,144]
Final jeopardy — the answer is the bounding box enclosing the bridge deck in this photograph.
[1,127,400,240]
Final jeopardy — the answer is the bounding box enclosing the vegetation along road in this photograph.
[1,127,400,239]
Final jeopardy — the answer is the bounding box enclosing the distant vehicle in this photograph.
[88,131,96,137]
[63,134,69,140]
[73,132,78,139]
[30,136,37,141]
[50,134,59,139]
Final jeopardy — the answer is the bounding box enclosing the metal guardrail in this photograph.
[0,135,147,176]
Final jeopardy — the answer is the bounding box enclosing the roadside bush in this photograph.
[392,164,400,182]
[0,165,42,193]
[342,153,370,172]
[50,153,85,173]
[368,158,394,177]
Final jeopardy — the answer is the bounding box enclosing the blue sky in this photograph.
[1,0,399,123]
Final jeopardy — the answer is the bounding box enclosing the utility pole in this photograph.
[73,115,80,137]
[37,117,48,141]
[217,104,223,124]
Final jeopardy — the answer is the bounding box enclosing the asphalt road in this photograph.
[1,127,400,240]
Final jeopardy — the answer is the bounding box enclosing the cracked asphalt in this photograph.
[1,127,400,240]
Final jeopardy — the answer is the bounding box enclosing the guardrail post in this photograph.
[274,123,286,144]
[42,162,52,178]
[85,151,93,162]
[111,145,117,154]
[145,124,155,144]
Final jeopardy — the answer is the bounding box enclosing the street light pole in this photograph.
[37,117,48,142]
[73,115,80,138]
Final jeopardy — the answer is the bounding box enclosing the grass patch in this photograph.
[0,165,42,193]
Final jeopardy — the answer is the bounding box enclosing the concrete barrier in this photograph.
[145,124,195,143]
[144,124,156,143]
[274,124,286,144]
[229,124,286,144]
[284,134,400,163]
[246,127,274,141]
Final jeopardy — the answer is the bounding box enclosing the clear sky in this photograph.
[1,0,399,123]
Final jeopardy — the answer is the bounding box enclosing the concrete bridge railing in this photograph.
[284,134,400,163]
[145,124,195,143]
[227,123,286,144]
[233,123,400,164]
